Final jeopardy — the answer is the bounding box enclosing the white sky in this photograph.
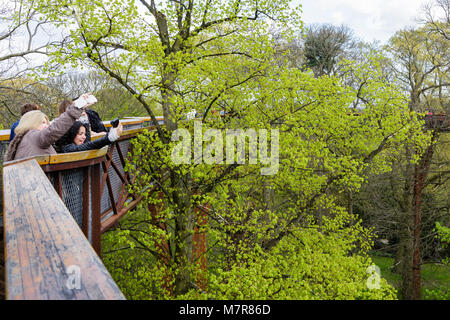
[0,0,431,70]
[294,0,428,44]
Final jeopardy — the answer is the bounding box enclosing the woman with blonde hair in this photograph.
[8,103,40,142]
[4,93,96,161]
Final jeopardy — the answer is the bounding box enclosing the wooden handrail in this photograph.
[0,116,164,142]
[3,146,109,167]
[0,129,9,141]
[3,159,125,299]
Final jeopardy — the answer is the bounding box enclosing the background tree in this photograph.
[0,0,64,127]
[302,23,357,77]
[382,14,449,298]
[44,71,153,119]
[419,0,449,40]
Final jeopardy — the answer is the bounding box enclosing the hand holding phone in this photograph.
[110,118,120,128]
[74,93,98,109]
[117,123,123,136]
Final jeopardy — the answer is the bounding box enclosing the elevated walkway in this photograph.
[1,116,162,299]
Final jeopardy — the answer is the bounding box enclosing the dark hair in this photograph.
[54,121,88,152]
[20,103,40,116]
[58,99,74,116]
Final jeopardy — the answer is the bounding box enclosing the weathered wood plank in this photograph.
[3,148,108,170]
[3,159,125,300]
[48,147,108,164]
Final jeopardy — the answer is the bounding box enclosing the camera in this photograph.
[110,118,120,128]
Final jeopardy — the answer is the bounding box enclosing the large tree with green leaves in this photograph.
[28,0,427,298]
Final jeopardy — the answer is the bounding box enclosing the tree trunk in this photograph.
[348,189,353,215]
[399,146,415,299]
[411,133,436,299]
[399,132,436,300]
[193,204,209,291]
[149,192,173,296]
[172,171,195,296]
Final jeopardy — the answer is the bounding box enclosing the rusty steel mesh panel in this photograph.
[100,140,130,218]
[100,182,110,215]
[61,168,84,228]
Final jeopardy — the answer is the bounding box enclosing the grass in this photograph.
[370,252,450,300]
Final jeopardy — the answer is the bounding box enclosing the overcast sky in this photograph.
[295,0,428,44]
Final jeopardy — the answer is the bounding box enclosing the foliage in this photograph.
[424,221,450,299]
[302,24,357,77]
[182,209,397,300]
[101,53,422,299]
[370,253,450,300]
[26,0,429,299]
[436,222,450,252]
[103,202,397,300]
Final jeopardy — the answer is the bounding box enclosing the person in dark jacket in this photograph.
[85,108,108,133]
[58,120,122,153]
[58,99,94,140]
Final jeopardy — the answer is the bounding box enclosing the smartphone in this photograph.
[110,118,120,128]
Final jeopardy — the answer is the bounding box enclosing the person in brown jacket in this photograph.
[4,94,96,162]
[8,103,40,142]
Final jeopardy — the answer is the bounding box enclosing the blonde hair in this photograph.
[15,110,49,135]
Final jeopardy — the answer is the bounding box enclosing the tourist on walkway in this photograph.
[9,103,40,142]
[57,120,122,153]
[4,93,96,161]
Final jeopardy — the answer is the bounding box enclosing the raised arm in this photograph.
[37,94,97,148]
[37,104,83,148]
[61,124,122,153]
[61,134,110,153]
